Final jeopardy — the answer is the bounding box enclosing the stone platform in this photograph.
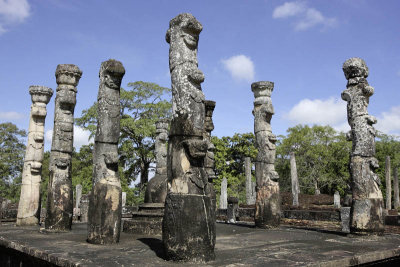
[1,222,400,266]
[123,203,164,235]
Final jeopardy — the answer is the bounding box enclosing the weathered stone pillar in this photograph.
[45,65,81,231]
[245,157,256,205]
[227,197,238,224]
[87,59,125,244]
[290,152,299,207]
[341,57,384,234]
[386,156,391,210]
[144,119,169,203]
[204,100,217,212]
[394,168,399,209]
[122,192,126,209]
[252,81,281,228]
[334,191,341,209]
[17,86,53,226]
[220,177,228,209]
[74,184,82,218]
[163,13,215,262]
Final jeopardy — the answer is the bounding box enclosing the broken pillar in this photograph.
[252,81,281,228]
[163,13,215,262]
[17,86,53,226]
[87,59,125,244]
[220,177,228,209]
[74,184,82,219]
[227,197,239,224]
[394,168,399,210]
[334,191,341,209]
[341,57,384,234]
[45,64,82,231]
[144,119,169,203]
[245,157,256,205]
[290,152,299,207]
[386,156,392,210]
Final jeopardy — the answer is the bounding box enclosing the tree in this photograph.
[0,122,26,202]
[76,81,171,188]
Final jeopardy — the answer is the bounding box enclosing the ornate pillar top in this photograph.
[55,64,82,87]
[29,85,53,104]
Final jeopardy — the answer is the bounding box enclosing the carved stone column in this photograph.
[394,168,400,209]
[341,57,384,234]
[290,152,299,207]
[245,157,256,205]
[163,13,215,262]
[45,65,82,231]
[204,100,217,212]
[219,177,227,209]
[252,81,281,228]
[144,119,169,203]
[17,86,53,226]
[386,156,392,210]
[87,59,125,244]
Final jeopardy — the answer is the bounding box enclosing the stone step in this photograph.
[122,218,162,235]
[132,211,164,218]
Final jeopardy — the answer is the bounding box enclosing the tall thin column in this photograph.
[17,86,53,226]
[220,177,228,209]
[341,57,384,234]
[394,168,399,209]
[163,13,215,262]
[245,157,255,205]
[252,81,281,228]
[386,156,392,210]
[204,100,217,211]
[45,65,82,231]
[87,59,125,244]
[290,152,299,207]
[144,119,169,203]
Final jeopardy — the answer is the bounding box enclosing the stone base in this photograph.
[16,216,38,226]
[255,184,281,228]
[123,203,164,235]
[350,198,384,235]
[163,193,215,262]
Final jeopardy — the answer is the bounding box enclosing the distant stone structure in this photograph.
[220,177,228,209]
[290,152,299,207]
[163,13,215,262]
[245,157,256,205]
[87,59,125,244]
[16,86,53,226]
[122,192,126,211]
[334,191,341,209]
[144,119,169,203]
[204,100,217,213]
[341,57,384,234]
[45,64,82,231]
[386,156,392,210]
[252,81,281,228]
[73,184,82,219]
[227,197,239,224]
[394,168,400,209]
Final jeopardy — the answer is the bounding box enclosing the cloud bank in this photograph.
[0,111,24,120]
[221,55,255,82]
[0,0,30,34]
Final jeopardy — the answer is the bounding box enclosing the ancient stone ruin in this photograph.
[87,59,125,244]
[220,177,228,209]
[204,100,217,211]
[252,81,281,228]
[144,119,169,203]
[245,157,256,205]
[341,57,384,234]
[45,64,82,231]
[163,13,215,262]
[16,86,53,226]
[290,152,299,207]
[386,156,392,210]
[394,168,400,209]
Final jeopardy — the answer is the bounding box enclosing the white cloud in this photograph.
[272,1,337,31]
[0,0,30,35]
[285,97,349,132]
[0,111,24,120]
[221,55,255,82]
[45,126,93,151]
[376,106,400,136]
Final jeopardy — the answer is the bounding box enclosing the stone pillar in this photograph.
[394,168,399,209]
[74,184,82,218]
[245,157,255,205]
[252,81,281,228]
[227,197,238,224]
[45,64,82,231]
[290,152,299,207]
[144,119,169,203]
[204,100,217,212]
[220,178,228,209]
[163,13,215,262]
[341,207,351,233]
[87,59,125,244]
[386,156,392,210]
[334,191,341,209]
[122,192,126,209]
[16,86,53,226]
[341,57,384,234]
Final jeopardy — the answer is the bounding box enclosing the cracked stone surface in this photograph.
[341,57,384,234]
[16,86,53,226]
[87,59,125,244]
[163,13,215,262]
[245,157,256,205]
[290,152,300,207]
[252,81,281,228]
[45,64,82,232]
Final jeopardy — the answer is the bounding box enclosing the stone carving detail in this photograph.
[341,57,384,234]
[144,119,169,203]
[163,13,215,262]
[17,86,53,226]
[290,152,299,207]
[87,59,125,244]
[252,81,281,228]
[45,64,82,231]
[245,157,256,205]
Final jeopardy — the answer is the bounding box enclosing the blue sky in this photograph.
[1,0,400,151]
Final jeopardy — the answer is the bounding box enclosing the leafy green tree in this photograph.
[0,122,27,202]
[76,81,171,189]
